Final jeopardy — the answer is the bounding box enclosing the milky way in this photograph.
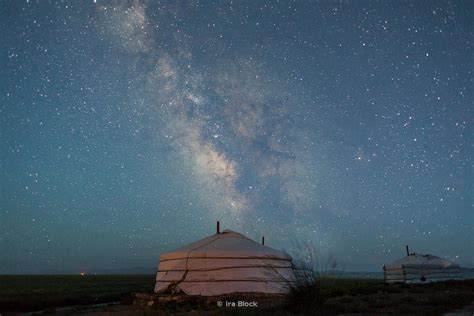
[1,1,472,273]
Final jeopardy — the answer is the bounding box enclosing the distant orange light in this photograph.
[80,272,86,276]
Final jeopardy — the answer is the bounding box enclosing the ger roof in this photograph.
[385,252,459,269]
[160,229,291,261]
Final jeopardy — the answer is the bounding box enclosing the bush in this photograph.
[286,276,324,314]
[285,240,341,314]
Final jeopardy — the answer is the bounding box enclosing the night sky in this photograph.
[1,0,472,274]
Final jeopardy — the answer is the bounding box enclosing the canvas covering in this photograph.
[383,252,461,283]
[154,230,295,295]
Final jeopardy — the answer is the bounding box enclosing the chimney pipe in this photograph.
[216,221,220,234]
[262,236,265,245]
[406,245,410,256]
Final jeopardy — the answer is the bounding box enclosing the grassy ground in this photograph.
[1,275,473,315]
[0,274,154,313]
[287,277,474,315]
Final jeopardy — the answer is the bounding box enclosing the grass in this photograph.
[286,277,474,315]
[0,274,154,313]
[1,275,473,314]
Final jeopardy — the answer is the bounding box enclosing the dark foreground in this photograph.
[1,275,474,315]
[0,275,152,313]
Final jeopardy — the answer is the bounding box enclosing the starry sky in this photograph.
[1,0,472,274]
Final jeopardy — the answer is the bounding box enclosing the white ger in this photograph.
[154,223,295,296]
[383,246,461,283]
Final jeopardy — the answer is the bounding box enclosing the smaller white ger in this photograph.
[154,222,296,296]
[383,245,461,284]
